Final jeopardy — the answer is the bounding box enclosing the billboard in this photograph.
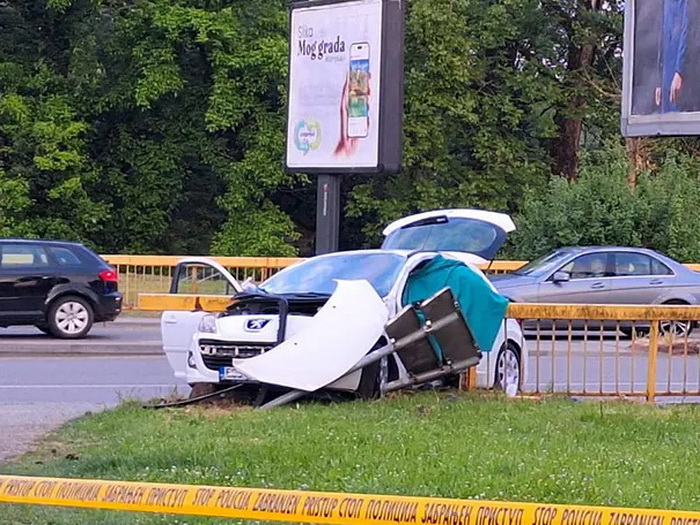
[285,0,404,174]
[622,0,700,136]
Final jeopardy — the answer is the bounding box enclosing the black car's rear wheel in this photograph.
[48,296,94,339]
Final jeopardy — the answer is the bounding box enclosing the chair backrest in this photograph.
[385,287,479,375]
[385,304,440,375]
[419,287,479,365]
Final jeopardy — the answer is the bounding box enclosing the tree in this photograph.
[544,0,624,179]
[346,0,559,245]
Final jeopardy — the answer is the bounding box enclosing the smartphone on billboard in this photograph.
[347,42,370,139]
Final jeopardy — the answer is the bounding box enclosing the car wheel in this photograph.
[48,296,94,339]
[659,319,693,338]
[659,300,692,338]
[494,342,521,392]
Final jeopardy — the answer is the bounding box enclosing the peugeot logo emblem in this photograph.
[245,319,271,331]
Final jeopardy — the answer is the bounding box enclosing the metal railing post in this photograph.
[467,367,477,390]
[646,320,659,403]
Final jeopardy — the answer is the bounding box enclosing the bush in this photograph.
[508,143,700,262]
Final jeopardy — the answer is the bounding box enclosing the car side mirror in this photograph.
[552,271,570,283]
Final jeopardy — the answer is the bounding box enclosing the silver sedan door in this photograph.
[537,252,613,304]
[608,251,674,304]
[536,252,613,331]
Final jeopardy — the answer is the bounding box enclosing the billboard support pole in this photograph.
[315,174,341,254]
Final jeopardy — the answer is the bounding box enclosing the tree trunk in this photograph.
[554,42,597,180]
[553,0,602,180]
[625,137,650,189]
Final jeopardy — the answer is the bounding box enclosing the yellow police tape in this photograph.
[2,475,700,525]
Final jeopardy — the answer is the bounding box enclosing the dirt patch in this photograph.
[0,402,99,464]
[629,338,700,355]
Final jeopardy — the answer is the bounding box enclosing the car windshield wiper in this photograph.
[400,216,448,229]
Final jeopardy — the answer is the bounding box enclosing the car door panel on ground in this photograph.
[0,243,56,320]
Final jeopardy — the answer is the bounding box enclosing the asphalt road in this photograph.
[0,352,189,463]
[0,355,188,404]
[0,320,182,462]
[0,319,162,356]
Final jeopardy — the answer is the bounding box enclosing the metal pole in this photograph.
[258,311,466,410]
[315,174,342,254]
[646,320,659,403]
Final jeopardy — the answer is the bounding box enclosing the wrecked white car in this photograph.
[160,209,528,407]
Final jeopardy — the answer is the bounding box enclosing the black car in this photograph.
[0,239,122,338]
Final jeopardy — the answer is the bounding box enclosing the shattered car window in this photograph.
[260,253,406,297]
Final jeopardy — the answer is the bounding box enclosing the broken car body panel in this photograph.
[232,279,388,391]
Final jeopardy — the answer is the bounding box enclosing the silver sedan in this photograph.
[490,246,700,337]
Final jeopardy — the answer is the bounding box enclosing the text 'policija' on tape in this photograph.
[1,476,699,525]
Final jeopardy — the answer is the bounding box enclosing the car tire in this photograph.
[494,342,521,392]
[48,296,94,339]
[357,360,382,400]
[659,300,693,338]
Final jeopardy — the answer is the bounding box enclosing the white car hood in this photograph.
[209,279,388,392]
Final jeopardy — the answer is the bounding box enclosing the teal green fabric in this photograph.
[402,255,509,352]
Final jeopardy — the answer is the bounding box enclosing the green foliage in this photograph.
[0,0,299,255]
[635,154,700,262]
[5,395,700,525]
[347,0,556,245]
[510,143,700,262]
[0,0,693,257]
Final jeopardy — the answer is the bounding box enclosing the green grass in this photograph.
[2,393,700,524]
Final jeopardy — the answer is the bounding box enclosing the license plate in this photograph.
[218,366,247,381]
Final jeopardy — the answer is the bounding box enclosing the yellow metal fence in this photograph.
[103,254,700,309]
[102,255,303,308]
[504,303,700,401]
[103,255,526,308]
[137,293,700,402]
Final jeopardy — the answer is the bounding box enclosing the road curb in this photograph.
[110,317,161,326]
[0,343,163,356]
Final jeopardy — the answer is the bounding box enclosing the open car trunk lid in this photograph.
[381,209,515,264]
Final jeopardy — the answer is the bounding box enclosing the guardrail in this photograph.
[504,303,700,402]
[138,294,700,402]
[101,255,526,308]
[2,474,698,523]
[102,255,700,309]
[102,255,303,308]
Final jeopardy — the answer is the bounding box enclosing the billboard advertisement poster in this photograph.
[622,0,700,137]
[286,0,403,173]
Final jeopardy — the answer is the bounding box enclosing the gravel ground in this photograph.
[0,403,101,464]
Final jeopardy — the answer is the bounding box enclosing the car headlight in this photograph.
[198,314,218,334]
